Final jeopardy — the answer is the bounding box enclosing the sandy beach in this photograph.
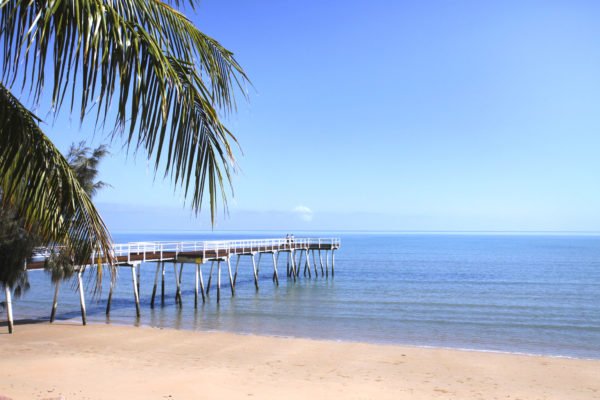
[0,323,598,399]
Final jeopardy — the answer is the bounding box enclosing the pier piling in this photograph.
[297,251,303,277]
[318,250,324,276]
[106,278,114,315]
[161,262,165,305]
[4,286,13,334]
[272,252,279,286]
[207,261,214,295]
[77,270,87,326]
[332,250,335,277]
[290,250,297,281]
[178,263,184,303]
[217,260,222,303]
[136,264,141,295]
[179,263,184,288]
[131,265,141,317]
[251,253,259,290]
[151,263,160,308]
[227,257,235,296]
[194,262,199,307]
[233,255,240,286]
[305,249,312,278]
[198,263,206,302]
[174,263,182,306]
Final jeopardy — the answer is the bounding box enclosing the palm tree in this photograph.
[0,1,248,331]
[47,142,111,284]
[66,142,111,199]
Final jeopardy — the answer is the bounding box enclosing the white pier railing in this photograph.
[110,237,341,264]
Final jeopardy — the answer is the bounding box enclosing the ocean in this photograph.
[6,232,600,359]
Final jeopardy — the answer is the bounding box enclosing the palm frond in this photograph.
[0,0,249,223]
[0,83,114,289]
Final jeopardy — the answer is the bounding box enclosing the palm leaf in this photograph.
[0,83,114,290]
[0,0,249,224]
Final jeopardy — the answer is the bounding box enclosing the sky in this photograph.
[37,0,600,232]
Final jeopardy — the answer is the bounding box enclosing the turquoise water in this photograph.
[6,232,600,359]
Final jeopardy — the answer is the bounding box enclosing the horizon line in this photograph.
[109,229,600,235]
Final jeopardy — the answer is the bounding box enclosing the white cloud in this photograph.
[292,205,313,222]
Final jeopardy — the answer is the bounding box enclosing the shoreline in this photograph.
[22,317,600,362]
[1,322,599,399]
[199,329,600,362]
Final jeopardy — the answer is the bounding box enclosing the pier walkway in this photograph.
[27,237,340,269]
[5,237,341,332]
[111,237,340,265]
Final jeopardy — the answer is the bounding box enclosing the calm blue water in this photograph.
[6,232,600,359]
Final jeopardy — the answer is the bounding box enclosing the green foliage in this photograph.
[0,204,35,296]
[45,246,78,284]
[66,142,111,199]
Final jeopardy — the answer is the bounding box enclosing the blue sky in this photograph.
[41,0,600,232]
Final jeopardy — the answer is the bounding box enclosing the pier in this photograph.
[5,237,340,333]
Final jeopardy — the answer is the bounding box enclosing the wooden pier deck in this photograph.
[3,238,341,333]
